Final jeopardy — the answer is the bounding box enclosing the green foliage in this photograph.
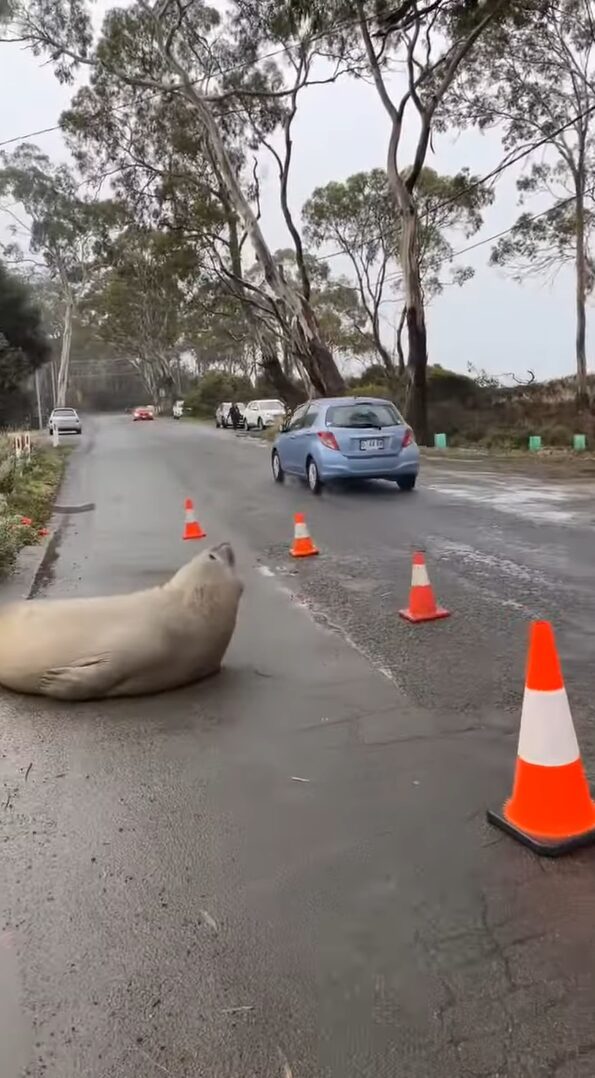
[349,364,391,387]
[445,1,595,284]
[442,0,595,400]
[353,383,395,402]
[0,0,92,83]
[82,227,210,398]
[0,144,119,281]
[5,446,65,521]
[184,371,254,416]
[427,365,480,403]
[303,166,493,372]
[0,260,50,391]
[490,202,593,285]
[0,444,66,577]
[272,249,370,357]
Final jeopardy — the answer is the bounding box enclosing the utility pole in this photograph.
[34,367,43,430]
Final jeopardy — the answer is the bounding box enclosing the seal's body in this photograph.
[0,542,243,700]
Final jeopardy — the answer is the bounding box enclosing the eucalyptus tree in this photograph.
[54,0,347,395]
[0,145,119,405]
[446,0,595,405]
[303,165,492,375]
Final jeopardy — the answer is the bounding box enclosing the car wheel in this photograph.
[397,475,417,491]
[257,417,264,431]
[272,450,284,483]
[306,457,322,495]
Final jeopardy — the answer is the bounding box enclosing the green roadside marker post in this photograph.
[528,435,542,452]
[573,434,587,452]
[434,432,447,449]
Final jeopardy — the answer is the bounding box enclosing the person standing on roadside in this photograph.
[229,402,241,431]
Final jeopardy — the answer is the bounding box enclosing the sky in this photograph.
[0,3,590,383]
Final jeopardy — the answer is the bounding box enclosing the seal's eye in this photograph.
[208,553,217,561]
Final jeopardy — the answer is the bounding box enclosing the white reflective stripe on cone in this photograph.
[411,563,430,588]
[517,687,579,767]
[294,523,309,538]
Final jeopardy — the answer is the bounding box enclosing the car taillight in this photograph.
[318,431,339,451]
[402,428,415,448]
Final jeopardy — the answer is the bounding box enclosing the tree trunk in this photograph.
[282,337,293,378]
[259,335,304,409]
[400,203,430,444]
[371,314,396,379]
[56,298,74,407]
[575,178,589,410]
[384,126,430,442]
[159,41,345,397]
[221,207,302,407]
[396,304,406,374]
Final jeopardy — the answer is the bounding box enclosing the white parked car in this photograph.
[215,402,232,428]
[244,399,286,431]
[48,407,82,435]
[215,402,246,429]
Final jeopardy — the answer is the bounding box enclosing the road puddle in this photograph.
[424,477,593,524]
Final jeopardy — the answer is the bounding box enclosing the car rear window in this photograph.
[54,408,76,415]
[326,402,403,428]
[258,400,283,409]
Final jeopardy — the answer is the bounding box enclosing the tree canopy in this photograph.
[1,0,593,424]
[303,166,493,374]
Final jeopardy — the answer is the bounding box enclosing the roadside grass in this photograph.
[0,439,69,578]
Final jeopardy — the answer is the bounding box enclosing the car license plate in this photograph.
[360,438,384,451]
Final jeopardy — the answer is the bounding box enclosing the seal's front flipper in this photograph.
[39,654,123,701]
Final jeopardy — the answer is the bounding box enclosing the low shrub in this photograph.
[185,372,254,417]
[0,445,67,578]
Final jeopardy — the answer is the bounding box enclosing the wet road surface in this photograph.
[2,414,595,1078]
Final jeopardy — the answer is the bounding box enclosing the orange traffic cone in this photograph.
[487,621,595,856]
[290,513,318,558]
[399,551,449,623]
[182,498,206,541]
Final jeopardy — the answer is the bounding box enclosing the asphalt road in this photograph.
[2,414,595,1078]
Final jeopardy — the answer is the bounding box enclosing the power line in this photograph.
[383,194,576,283]
[2,15,592,301]
[312,101,595,266]
[48,198,577,373]
[0,12,366,150]
[1,14,591,266]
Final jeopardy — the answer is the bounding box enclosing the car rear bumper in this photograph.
[317,445,420,480]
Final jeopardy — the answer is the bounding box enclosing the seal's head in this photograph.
[167,542,243,613]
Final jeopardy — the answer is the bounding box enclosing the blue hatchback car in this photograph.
[272,397,420,494]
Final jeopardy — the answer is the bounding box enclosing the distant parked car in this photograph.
[244,399,285,431]
[215,402,232,428]
[48,407,82,435]
[215,402,246,429]
[271,397,419,494]
[133,406,154,421]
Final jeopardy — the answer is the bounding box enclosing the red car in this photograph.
[133,406,154,421]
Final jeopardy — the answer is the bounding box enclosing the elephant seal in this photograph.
[0,542,243,701]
